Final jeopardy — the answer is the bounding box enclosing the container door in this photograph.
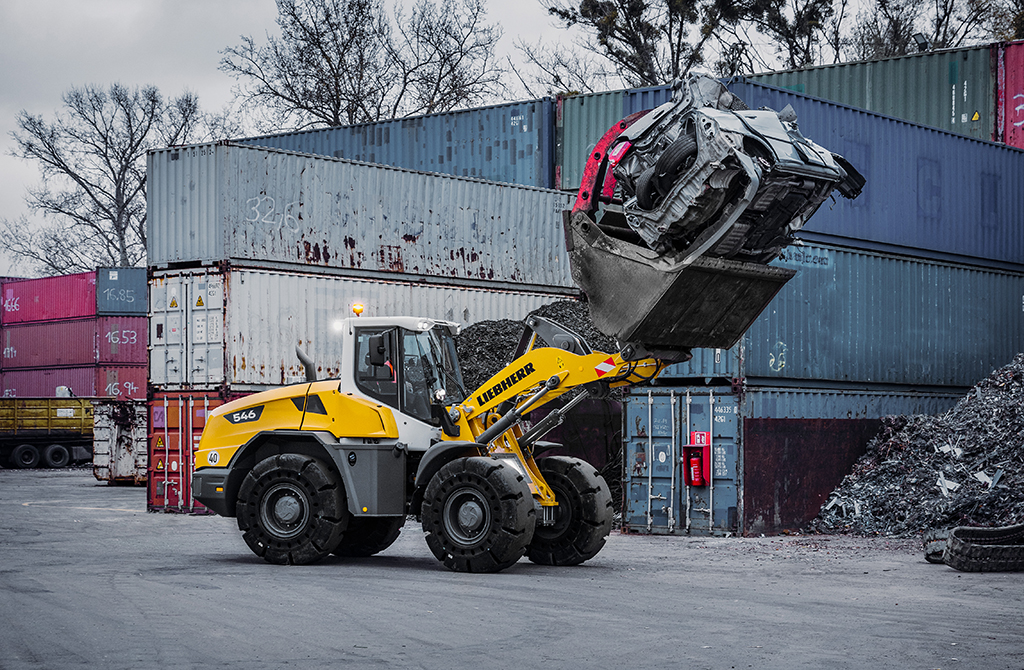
[150,276,185,386]
[683,390,739,534]
[187,273,224,386]
[623,391,677,533]
[148,392,224,513]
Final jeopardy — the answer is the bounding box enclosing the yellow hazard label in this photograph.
[156,459,164,470]
[972,111,980,121]
[169,298,178,308]
[196,295,204,307]
[156,436,164,447]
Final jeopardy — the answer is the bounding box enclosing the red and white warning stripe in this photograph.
[594,357,616,377]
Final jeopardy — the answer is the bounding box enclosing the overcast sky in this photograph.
[0,0,567,277]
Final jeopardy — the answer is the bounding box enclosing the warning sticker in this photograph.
[196,295,204,307]
[169,298,178,308]
[594,357,616,377]
[156,436,164,448]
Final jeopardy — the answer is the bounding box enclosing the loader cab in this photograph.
[352,319,466,426]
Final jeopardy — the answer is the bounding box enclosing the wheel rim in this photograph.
[259,482,311,539]
[442,486,491,547]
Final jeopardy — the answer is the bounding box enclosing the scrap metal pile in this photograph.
[808,354,1024,537]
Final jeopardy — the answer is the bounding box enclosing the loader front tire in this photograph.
[332,516,405,557]
[236,454,347,565]
[528,456,613,566]
[421,457,536,573]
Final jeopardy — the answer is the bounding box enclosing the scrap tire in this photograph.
[236,454,347,565]
[922,528,949,564]
[10,444,40,469]
[654,135,698,196]
[635,166,659,210]
[943,523,1024,572]
[421,457,536,573]
[43,444,70,469]
[527,456,613,566]
[332,516,405,557]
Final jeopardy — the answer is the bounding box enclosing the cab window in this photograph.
[354,328,399,409]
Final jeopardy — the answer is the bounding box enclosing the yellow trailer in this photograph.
[0,398,94,468]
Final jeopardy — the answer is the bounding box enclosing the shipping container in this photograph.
[149,267,570,390]
[91,400,147,484]
[1,272,97,325]
[148,390,247,512]
[146,143,575,288]
[659,240,1024,387]
[748,45,998,142]
[236,99,556,189]
[95,267,148,315]
[556,90,626,190]
[997,41,1024,147]
[1,366,146,399]
[1,316,147,369]
[622,384,962,535]
[0,397,94,468]
[617,78,1024,267]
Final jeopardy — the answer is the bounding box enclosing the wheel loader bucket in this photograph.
[564,209,796,360]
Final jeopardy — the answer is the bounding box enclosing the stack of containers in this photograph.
[1,269,148,399]
[145,141,575,512]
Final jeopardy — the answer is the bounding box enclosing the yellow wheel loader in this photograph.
[193,75,863,572]
[193,315,666,571]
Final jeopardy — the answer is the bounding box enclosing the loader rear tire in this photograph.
[10,444,40,469]
[332,516,405,557]
[236,454,347,565]
[528,456,613,566]
[421,457,536,573]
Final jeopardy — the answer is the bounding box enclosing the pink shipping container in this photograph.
[997,41,1024,149]
[1,317,147,369]
[0,365,146,399]
[1,272,97,325]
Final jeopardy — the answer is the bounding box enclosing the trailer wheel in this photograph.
[422,457,536,573]
[528,456,613,566]
[43,444,70,469]
[10,444,40,469]
[236,454,347,565]
[332,516,405,557]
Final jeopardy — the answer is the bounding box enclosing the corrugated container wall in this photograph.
[146,144,575,290]
[1,272,97,324]
[235,99,556,188]
[661,241,1024,387]
[95,267,148,315]
[1,366,146,399]
[149,268,572,390]
[2,317,147,369]
[556,90,625,190]
[748,45,997,142]
[998,41,1024,147]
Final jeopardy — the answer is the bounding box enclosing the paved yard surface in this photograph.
[1,468,1021,669]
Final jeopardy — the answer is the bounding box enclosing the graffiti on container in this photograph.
[105,330,138,344]
[105,381,140,397]
[769,341,787,372]
[245,195,301,236]
[1015,94,1024,127]
[3,346,14,360]
[101,287,137,303]
[3,296,18,312]
[2,390,15,397]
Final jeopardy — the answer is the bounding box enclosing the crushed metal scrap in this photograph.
[807,354,1024,538]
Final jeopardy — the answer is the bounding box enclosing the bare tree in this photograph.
[512,38,621,95]
[847,0,922,59]
[540,0,747,88]
[747,0,844,69]
[2,84,228,276]
[220,0,503,130]
[991,0,1024,39]
[848,0,997,61]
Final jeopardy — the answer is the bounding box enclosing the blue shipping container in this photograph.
[95,267,148,315]
[236,99,556,189]
[624,79,1024,267]
[662,241,1024,387]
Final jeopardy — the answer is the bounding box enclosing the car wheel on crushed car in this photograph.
[332,516,405,557]
[236,454,347,565]
[635,166,658,210]
[422,457,536,573]
[654,135,697,195]
[528,456,613,566]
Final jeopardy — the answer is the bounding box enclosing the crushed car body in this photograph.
[565,74,865,360]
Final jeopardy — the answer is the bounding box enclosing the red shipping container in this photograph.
[998,41,1024,150]
[1,316,147,369]
[0,365,146,399]
[1,272,97,325]
[148,390,250,513]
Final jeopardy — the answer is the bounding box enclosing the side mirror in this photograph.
[368,334,386,367]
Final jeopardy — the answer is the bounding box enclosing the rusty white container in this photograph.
[92,400,147,485]
[145,143,574,290]
[149,266,568,390]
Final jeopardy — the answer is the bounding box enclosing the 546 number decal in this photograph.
[225,406,265,424]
